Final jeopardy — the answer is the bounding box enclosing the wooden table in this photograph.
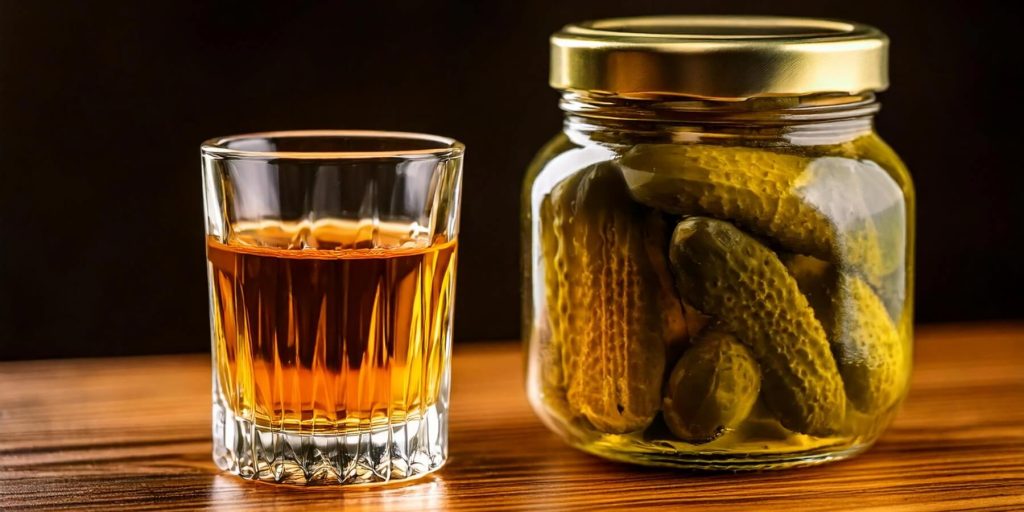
[2,324,1023,510]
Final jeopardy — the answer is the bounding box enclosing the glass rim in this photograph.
[201,129,465,160]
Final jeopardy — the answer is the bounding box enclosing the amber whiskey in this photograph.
[207,223,457,435]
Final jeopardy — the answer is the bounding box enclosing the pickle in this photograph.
[543,164,684,433]
[663,330,760,442]
[538,197,567,392]
[669,217,846,436]
[619,144,906,296]
[834,274,907,413]
[784,254,907,414]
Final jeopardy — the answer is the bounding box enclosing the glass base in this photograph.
[212,401,447,486]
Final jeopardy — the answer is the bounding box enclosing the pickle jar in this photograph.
[522,16,914,470]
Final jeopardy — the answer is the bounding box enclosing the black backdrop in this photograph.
[2,1,1021,359]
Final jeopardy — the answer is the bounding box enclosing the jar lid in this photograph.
[550,16,889,100]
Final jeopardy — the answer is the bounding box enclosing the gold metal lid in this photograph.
[550,16,889,100]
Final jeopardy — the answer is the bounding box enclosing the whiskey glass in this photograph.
[202,130,463,485]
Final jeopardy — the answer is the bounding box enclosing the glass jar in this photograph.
[522,16,914,470]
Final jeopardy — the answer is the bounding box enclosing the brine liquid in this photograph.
[207,225,457,434]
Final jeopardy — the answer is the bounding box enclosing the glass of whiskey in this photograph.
[201,131,463,486]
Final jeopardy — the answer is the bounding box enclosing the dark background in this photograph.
[1,1,1021,360]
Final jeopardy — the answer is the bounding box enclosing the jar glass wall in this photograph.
[523,35,915,469]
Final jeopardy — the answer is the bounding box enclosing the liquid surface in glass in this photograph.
[207,222,457,434]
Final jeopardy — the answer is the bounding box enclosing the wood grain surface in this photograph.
[1,323,1023,511]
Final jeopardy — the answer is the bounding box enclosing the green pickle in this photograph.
[663,330,761,442]
[618,143,906,301]
[538,197,566,392]
[833,274,907,414]
[669,217,847,436]
[784,255,908,414]
[541,163,685,434]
